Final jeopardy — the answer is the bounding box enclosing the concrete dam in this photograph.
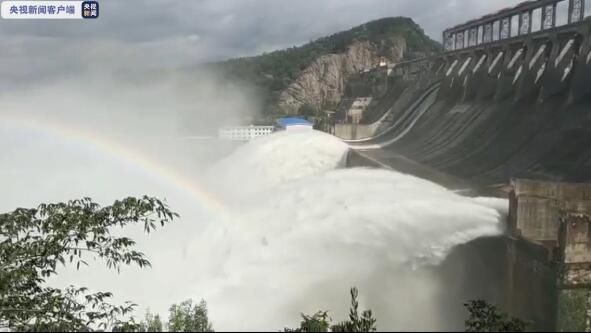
[332,0,591,331]
[345,6,591,187]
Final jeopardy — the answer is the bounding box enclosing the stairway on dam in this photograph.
[338,1,591,331]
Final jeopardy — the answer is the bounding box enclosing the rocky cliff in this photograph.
[278,37,406,114]
[209,17,441,119]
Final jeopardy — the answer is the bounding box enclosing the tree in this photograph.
[464,300,528,332]
[332,288,377,332]
[0,196,178,331]
[167,299,214,332]
[283,311,331,332]
[138,309,164,332]
[284,288,377,332]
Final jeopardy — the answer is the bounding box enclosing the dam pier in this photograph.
[507,179,591,331]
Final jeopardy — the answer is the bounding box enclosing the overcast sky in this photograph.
[0,0,522,86]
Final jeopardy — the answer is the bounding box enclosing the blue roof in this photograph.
[276,117,314,127]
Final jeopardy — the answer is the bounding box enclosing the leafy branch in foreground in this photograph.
[0,196,178,331]
[464,300,528,332]
[283,287,377,332]
[283,289,527,332]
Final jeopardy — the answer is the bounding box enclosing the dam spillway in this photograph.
[341,2,591,188]
[335,1,591,331]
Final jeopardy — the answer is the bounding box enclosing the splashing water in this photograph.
[0,126,506,331]
[195,130,505,330]
[206,130,350,201]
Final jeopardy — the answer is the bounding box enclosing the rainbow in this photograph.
[0,112,226,215]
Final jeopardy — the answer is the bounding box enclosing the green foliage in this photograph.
[284,288,377,332]
[283,311,332,332]
[0,196,178,331]
[207,17,441,115]
[557,289,588,332]
[167,299,214,332]
[331,288,377,332]
[464,300,528,332]
[138,309,164,332]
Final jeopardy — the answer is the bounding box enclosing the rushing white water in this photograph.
[196,130,506,330]
[0,126,507,331]
[206,130,349,201]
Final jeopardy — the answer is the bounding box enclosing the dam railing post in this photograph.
[569,0,585,24]
[542,4,557,30]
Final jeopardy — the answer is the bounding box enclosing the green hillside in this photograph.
[205,17,442,117]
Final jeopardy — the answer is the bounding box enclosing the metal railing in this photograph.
[443,0,590,52]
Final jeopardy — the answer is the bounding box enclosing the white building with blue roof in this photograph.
[276,118,314,131]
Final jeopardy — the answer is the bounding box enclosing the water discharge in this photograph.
[200,130,505,330]
[0,118,506,330]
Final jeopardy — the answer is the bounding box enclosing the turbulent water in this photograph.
[200,130,505,330]
[0,125,506,331]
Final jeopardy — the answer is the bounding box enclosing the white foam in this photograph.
[206,130,349,201]
[194,130,505,330]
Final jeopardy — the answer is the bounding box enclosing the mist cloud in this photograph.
[0,0,523,88]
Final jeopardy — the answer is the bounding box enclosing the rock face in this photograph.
[278,37,406,115]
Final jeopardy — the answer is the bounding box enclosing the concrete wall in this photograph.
[505,237,558,331]
[509,179,591,246]
[508,178,591,331]
[512,196,561,242]
[345,149,385,169]
[336,121,389,140]
[561,215,591,264]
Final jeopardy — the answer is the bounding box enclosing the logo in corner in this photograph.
[81,1,99,19]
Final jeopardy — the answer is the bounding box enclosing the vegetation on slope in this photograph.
[205,17,441,117]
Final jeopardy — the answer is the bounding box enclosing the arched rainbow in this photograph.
[0,112,226,215]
